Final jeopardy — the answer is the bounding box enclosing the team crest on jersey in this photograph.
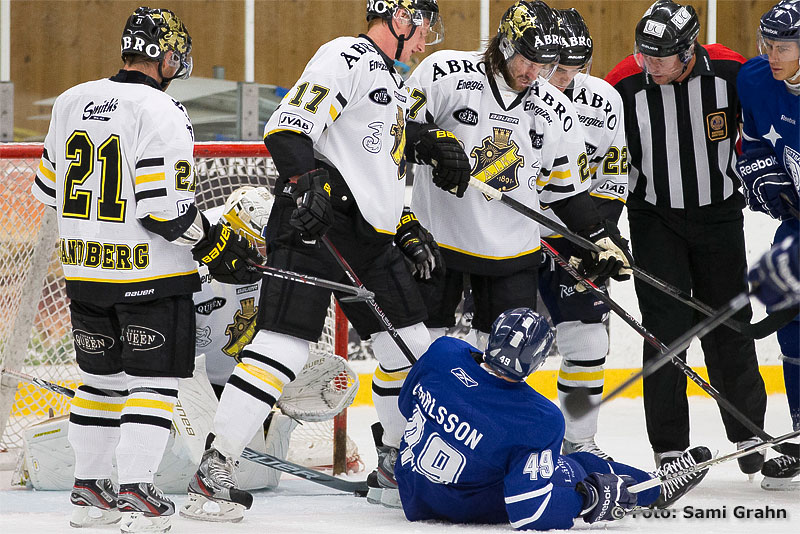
[785,146,800,189]
[223,297,258,358]
[470,127,524,200]
[705,111,727,141]
[389,106,407,181]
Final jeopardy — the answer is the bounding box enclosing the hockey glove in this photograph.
[192,222,262,285]
[410,126,471,198]
[736,148,798,220]
[576,473,637,524]
[394,208,443,280]
[573,220,634,288]
[290,169,334,241]
[749,235,800,310]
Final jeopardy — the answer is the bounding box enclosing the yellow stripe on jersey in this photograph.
[71,397,124,413]
[125,398,175,412]
[38,160,56,182]
[374,367,408,383]
[135,172,166,185]
[329,105,339,122]
[438,243,540,260]
[549,170,572,180]
[64,268,199,284]
[240,363,284,392]
[558,370,605,382]
[589,192,626,202]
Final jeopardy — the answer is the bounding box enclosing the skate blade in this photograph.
[120,512,171,533]
[761,477,800,491]
[69,505,121,527]
[380,488,402,509]
[180,493,245,523]
[366,487,382,505]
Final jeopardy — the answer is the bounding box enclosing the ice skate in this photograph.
[562,437,614,461]
[736,437,765,477]
[181,446,253,522]
[652,446,712,508]
[761,454,800,491]
[375,445,401,509]
[69,478,121,528]
[117,482,174,533]
[365,469,382,505]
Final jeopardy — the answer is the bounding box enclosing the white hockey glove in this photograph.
[572,220,633,291]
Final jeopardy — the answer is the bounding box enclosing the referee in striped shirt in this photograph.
[606,0,767,474]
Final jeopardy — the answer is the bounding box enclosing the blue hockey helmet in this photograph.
[760,0,800,41]
[484,308,554,382]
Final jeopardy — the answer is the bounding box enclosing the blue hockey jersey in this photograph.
[737,55,800,192]
[395,338,581,529]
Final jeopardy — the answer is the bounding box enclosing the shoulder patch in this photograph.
[369,88,392,106]
[453,107,479,126]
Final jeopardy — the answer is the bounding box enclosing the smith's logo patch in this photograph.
[278,112,313,135]
[195,297,227,315]
[124,325,166,351]
[643,20,666,37]
[369,88,391,106]
[73,329,115,354]
[223,297,258,357]
[451,367,479,388]
[706,111,727,141]
[453,107,479,126]
[82,99,118,121]
[471,127,524,200]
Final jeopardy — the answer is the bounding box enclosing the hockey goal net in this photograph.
[0,142,360,475]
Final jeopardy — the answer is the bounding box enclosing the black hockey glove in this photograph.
[192,222,262,285]
[573,220,634,287]
[394,208,443,280]
[577,473,637,523]
[290,169,334,241]
[410,126,471,198]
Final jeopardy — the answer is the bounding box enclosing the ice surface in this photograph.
[2,397,798,534]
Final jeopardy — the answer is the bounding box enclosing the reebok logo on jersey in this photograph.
[451,367,479,388]
[781,115,796,125]
[124,325,166,351]
[82,99,119,121]
[73,329,116,354]
[277,112,313,135]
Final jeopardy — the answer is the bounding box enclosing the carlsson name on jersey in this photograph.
[470,128,524,200]
[195,297,226,315]
[412,382,484,450]
[73,329,116,354]
[124,325,166,351]
[82,99,119,121]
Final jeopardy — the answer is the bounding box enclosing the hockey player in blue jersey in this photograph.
[394,308,710,530]
[736,0,800,489]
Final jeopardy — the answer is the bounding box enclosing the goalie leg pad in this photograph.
[235,413,298,490]
[556,321,608,443]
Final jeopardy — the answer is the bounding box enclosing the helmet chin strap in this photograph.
[388,17,418,61]
[786,62,800,96]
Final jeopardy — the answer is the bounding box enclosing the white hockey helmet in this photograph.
[222,186,273,247]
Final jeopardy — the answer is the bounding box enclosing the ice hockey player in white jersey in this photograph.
[183,0,471,521]
[537,8,628,461]
[395,308,710,528]
[30,7,260,532]
[407,1,632,351]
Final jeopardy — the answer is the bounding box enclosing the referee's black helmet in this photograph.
[634,0,700,59]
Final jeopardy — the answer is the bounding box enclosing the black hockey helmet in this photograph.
[121,7,193,80]
[483,308,554,382]
[366,0,443,45]
[498,1,561,65]
[558,8,593,67]
[634,0,699,59]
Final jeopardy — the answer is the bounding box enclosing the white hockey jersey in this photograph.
[542,75,628,234]
[263,35,414,234]
[32,75,199,303]
[194,206,261,387]
[408,50,590,275]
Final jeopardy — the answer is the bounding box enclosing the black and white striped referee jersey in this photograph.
[606,44,746,209]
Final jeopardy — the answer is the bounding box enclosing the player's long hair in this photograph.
[482,34,508,81]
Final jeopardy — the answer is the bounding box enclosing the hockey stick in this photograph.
[541,240,779,448]
[321,236,418,365]
[627,428,800,494]
[3,369,370,496]
[594,293,750,409]
[247,261,374,302]
[469,177,793,339]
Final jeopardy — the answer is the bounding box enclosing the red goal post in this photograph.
[0,142,355,475]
